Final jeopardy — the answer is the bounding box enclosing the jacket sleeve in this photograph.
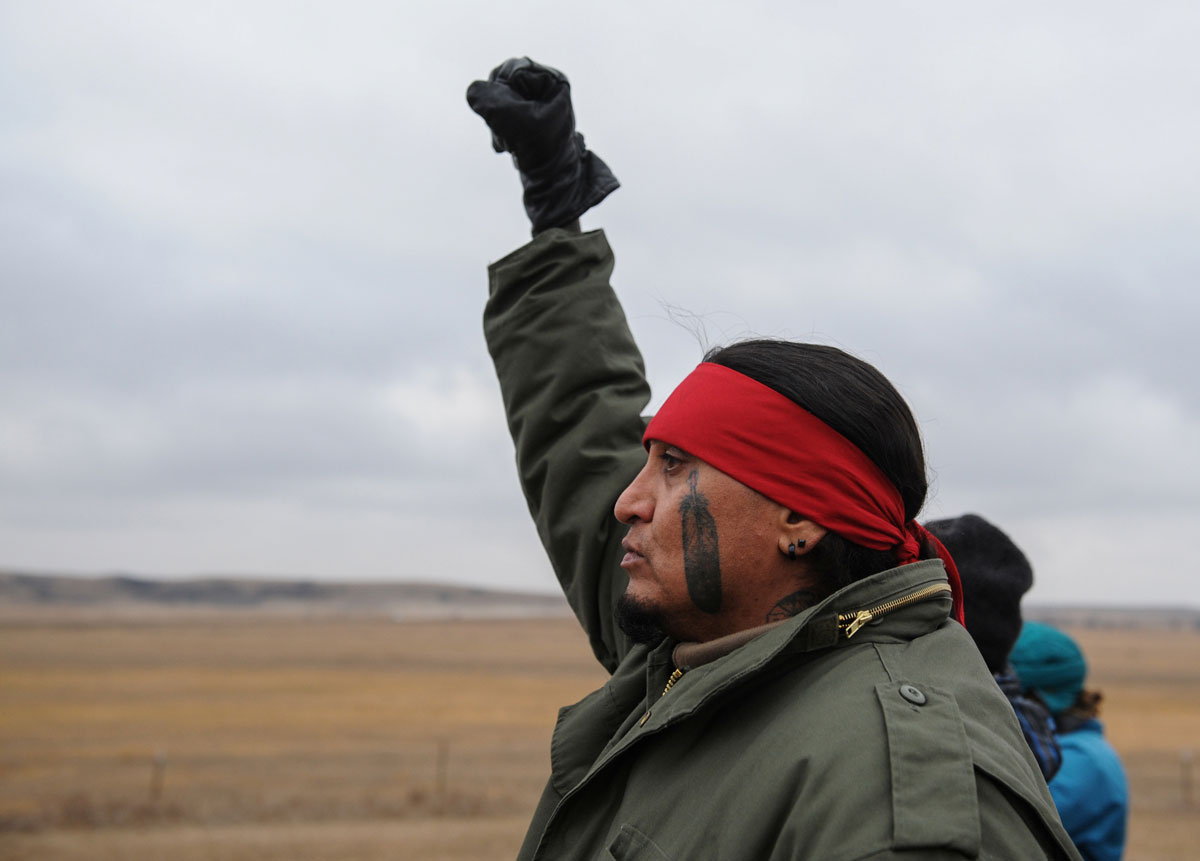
[483,227,650,672]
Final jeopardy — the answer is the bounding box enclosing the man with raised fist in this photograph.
[467,57,1080,861]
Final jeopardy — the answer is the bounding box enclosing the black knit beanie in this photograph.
[924,514,1033,673]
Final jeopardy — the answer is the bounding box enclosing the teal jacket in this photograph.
[484,228,1081,860]
[1049,719,1128,861]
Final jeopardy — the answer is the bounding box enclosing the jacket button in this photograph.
[899,684,927,705]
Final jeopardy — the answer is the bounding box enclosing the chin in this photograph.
[615,591,667,645]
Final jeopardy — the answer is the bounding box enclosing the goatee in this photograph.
[615,592,667,645]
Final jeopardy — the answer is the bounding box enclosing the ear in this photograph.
[777,509,828,559]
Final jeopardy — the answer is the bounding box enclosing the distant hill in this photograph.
[1025,604,1200,631]
[0,570,571,621]
[2,570,1195,628]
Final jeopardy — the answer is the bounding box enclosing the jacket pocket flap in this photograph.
[876,681,981,855]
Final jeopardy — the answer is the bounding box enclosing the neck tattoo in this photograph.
[766,589,820,623]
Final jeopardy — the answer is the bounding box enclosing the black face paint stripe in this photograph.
[680,469,722,614]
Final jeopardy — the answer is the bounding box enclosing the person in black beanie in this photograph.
[925,513,1063,781]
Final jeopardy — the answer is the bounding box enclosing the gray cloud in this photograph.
[1,1,1197,606]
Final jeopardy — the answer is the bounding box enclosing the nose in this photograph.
[614,457,655,525]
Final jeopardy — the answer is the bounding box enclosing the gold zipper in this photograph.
[660,667,684,696]
[837,583,953,639]
[639,667,685,726]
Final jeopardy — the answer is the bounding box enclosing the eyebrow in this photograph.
[652,441,694,459]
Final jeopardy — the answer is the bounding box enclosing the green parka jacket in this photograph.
[483,228,1081,861]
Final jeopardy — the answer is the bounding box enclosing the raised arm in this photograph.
[469,59,646,671]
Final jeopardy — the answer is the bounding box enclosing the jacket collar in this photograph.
[647,559,954,710]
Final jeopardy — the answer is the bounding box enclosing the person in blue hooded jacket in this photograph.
[1010,621,1130,861]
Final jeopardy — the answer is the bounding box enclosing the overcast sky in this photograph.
[2,1,1197,607]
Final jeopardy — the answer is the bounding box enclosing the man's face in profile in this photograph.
[613,440,791,643]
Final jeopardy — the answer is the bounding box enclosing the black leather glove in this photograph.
[467,57,619,234]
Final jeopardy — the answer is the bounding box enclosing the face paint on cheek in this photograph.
[679,469,722,614]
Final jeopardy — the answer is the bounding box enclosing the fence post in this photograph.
[149,749,167,804]
[435,739,449,808]
[1183,749,1194,809]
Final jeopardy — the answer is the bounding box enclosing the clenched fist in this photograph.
[467,57,619,234]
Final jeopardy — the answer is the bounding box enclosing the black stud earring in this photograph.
[787,542,797,560]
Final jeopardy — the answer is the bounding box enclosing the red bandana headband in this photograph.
[644,362,964,624]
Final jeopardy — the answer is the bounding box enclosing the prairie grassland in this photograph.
[1067,627,1200,860]
[0,615,608,859]
[0,615,1196,859]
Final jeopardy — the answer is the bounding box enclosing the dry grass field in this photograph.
[0,613,1196,859]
